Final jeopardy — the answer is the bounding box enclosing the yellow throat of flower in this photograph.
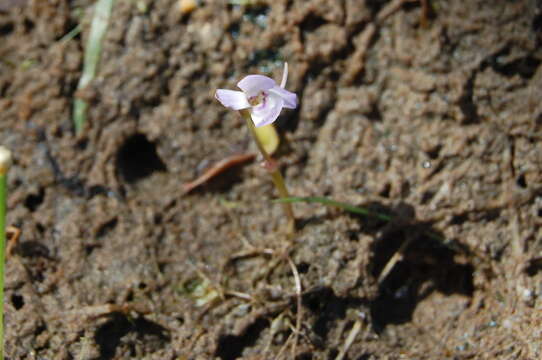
[248,91,266,107]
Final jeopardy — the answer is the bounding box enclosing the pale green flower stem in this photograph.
[241,110,295,234]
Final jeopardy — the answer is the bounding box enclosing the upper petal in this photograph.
[268,86,297,109]
[215,89,251,110]
[237,75,276,97]
[250,92,284,127]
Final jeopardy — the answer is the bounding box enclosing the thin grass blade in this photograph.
[73,0,115,134]
[274,196,392,222]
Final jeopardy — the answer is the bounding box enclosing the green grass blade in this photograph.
[73,0,115,134]
[59,24,82,43]
[274,196,392,222]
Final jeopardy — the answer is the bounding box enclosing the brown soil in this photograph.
[1,0,541,359]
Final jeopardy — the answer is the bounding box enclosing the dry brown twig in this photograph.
[182,153,256,194]
[6,225,21,257]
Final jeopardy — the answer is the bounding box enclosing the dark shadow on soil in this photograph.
[353,202,475,333]
[215,318,269,360]
[295,353,314,360]
[302,287,368,349]
[292,201,475,337]
[213,286,369,359]
[18,240,53,259]
[355,356,372,360]
[482,46,542,79]
[316,201,475,333]
[94,312,170,360]
[525,257,542,277]
[24,187,44,211]
[457,71,480,125]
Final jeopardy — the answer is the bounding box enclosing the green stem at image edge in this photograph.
[241,110,296,234]
[0,173,7,360]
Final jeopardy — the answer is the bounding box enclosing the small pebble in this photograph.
[519,286,535,306]
[233,303,251,316]
[179,0,197,15]
[502,317,515,329]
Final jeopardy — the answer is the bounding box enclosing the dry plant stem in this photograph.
[286,256,302,359]
[181,153,256,194]
[378,237,413,284]
[241,110,295,234]
[335,320,362,360]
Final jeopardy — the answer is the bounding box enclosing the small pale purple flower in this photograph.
[215,63,298,127]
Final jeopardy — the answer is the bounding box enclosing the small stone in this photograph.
[179,0,197,15]
[502,317,514,329]
[519,286,535,306]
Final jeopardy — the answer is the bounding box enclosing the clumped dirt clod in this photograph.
[1,0,541,358]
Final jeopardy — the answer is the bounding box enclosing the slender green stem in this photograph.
[241,110,295,234]
[0,147,10,360]
[0,173,5,360]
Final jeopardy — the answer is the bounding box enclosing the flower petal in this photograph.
[215,89,251,110]
[250,92,284,127]
[237,75,276,97]
[269,86,297,109]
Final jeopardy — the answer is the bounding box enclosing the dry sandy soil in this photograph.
[1,0,541,359]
